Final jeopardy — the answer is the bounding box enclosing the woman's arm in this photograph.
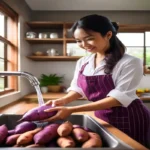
[61,90,83,104]
[45,91,82,106]
[43,96,121,122]
[69,96,121,113]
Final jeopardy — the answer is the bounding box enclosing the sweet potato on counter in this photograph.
[18,105,57,122]
[72,128,89,143]
[17,128,42,145]
[57,136,76,148]
[57,121,73,137]
[34,123,59,144]
[5,134,21,146]
[0,124,8,144]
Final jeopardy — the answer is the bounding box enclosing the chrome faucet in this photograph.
[0,71,40,86]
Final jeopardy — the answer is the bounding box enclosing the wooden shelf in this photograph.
[26,22,64,29]
[65,38,76,43]
[25,21,150,63]
[25,38,64,44]
[26,56,82,61]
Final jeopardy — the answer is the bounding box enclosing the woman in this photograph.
[44,14,150,147]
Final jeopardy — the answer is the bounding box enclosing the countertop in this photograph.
[23,92,150,102]
[0,99,148,150]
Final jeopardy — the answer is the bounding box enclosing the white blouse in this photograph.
[67,53,143,107]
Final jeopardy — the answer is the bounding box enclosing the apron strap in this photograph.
[80,62,89,73]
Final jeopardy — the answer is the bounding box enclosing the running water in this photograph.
[34,85,45,106]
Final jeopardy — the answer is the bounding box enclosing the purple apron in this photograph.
[77,62,150,147]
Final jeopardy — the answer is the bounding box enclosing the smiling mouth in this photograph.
[86,47,95,52]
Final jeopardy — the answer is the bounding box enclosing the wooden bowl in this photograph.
[33,51,44,56]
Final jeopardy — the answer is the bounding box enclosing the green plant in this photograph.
[39,74,64,87]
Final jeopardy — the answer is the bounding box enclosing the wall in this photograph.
[0,0,36,107]
[31,11,150,89]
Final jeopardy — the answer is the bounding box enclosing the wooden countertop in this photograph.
[0,99,148,150]
[23,92,150,102]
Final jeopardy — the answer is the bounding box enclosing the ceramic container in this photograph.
[50,33,58,38]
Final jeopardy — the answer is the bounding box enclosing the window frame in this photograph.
[0,1,18,95]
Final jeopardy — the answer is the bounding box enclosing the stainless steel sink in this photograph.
[0,114,133,149]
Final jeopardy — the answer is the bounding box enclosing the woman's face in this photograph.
[74,28,111,54]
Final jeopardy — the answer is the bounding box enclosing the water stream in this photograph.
[34,85,45,106]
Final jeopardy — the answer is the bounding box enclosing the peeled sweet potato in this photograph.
[15,121,36,134]
[18,105,57,122]
[72,128,89,143]
[5,134,21,146]
[57,136,76,148]
[34,123,59,144]
[0,124,8,144]
[57,121,73,136]
[17,127,42,145]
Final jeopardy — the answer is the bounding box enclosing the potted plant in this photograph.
[39,73,64,93]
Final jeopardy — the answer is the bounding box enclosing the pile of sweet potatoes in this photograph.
[0,120,103,148]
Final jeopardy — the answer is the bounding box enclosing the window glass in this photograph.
[0,12,4,37]
[0,41,4,58]
[0,77,4,91]
[145,32,150,46]
[146,47,150,65]
[117,33,144,46]
[126,47,144,60]
[0,59,4,71]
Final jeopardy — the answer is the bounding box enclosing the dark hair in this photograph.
[70,14,126,74]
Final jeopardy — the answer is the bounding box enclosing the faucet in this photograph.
[0,71,40,86]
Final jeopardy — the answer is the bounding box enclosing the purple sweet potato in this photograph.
[8,129,15,135]
[5,134,21,146]
[15,121,36,134]
[46,140,58,147]
[26,144,45,148]
[83,127,93,132]
[34,123,59,144]
[73,124,92,132]
[0,124,8,144]
[18,105,57,122]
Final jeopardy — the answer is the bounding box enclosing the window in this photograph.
[145,32,150,66]
[117,32,150,71]
[0,1,18,95]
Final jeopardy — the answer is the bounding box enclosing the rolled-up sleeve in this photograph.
[67,59,85,97]
[107,57,143,107]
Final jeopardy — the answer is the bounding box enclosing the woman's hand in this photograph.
[42,106,73,122]
[45,98,66,107]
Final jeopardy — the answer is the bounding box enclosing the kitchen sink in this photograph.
[0,114,133,150]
